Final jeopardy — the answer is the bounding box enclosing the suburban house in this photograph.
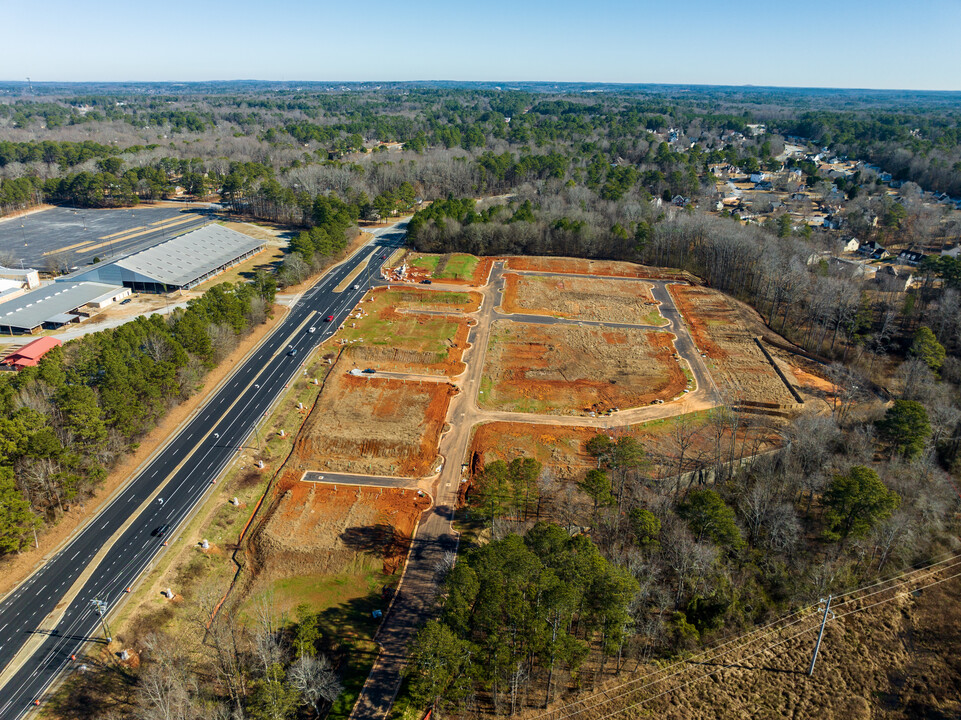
[897,249,927,266]
[841,238,860,253]
[1,337,63,370]
[875,265,915,292]
[858,240,889,260]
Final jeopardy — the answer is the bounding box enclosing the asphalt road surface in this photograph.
[0,221,407,718]
[0,205,212,270]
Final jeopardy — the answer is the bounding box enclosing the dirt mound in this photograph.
[501,273,666,325]
[290,369,456,477]
[481,321,686,414]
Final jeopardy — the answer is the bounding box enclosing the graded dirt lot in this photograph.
[290,368,456,477]
[503,256,693,280]
[502,273,666,325]
[243,480,430,616]
[334,286,475,375]
[669,284,800,407]
[480,320,686,414]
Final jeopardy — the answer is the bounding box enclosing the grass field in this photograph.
[408,253,440,272]
[436,253,479,280]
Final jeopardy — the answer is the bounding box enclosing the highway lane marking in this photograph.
[0,238,383,701]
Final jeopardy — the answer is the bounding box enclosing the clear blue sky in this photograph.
[4,0,960,90]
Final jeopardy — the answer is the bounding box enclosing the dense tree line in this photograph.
[786,110,961,196]
[0,281,275,552]
[426,397,955,715]
[405,522,638,715]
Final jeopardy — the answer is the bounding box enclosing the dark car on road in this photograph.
[420,279,432,284]
[288,348,298,357]
[152,524,170,537]
[362,368,376,374]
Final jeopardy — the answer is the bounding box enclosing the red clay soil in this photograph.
[499,273,659,319]
[483,322,688,414]
[289,370,456,477]
[502,256,691,279]
[469,418,780,488]
[670,284,729,359]
[251,474,430,577]
[343,316,472,377]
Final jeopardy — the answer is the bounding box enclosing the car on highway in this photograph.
[325,315,334,322]
[380,254,386,259]
[308,327,316,333]
[288,348,298,357]
[353,284,360,290]
[152,524,170,537]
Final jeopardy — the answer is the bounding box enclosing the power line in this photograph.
[533,554,961,720]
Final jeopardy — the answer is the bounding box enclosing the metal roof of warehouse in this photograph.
[111,224,265,286]
[0,282,126,330]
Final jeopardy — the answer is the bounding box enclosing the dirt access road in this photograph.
[348,263,722,719]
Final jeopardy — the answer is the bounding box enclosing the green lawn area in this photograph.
[378,288,474,311]
[245,560,398,720]
[642,308,668,326]
[408,253,441,271]
[338,312,459,355]
[436,253,479,280]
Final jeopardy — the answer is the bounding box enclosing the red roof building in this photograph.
[1,337,63,370]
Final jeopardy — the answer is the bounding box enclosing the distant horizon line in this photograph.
[1,79,961,94]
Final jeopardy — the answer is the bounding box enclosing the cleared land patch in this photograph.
[245,481,430,615]
[503,256,693,280]
[470,415,779,484]
[290,368,456,477]
[669,284,800,408]
[501,273,667,325]
[334,286,476,375]
[390,251,493,286]
[480,320,686,414]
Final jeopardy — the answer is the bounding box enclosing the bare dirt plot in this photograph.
[669,284,799,408]
[503,256,693,280]
[480,321,686,414]
[501,273,667,325]
[243,481,430,616]
[290,369,456,477]
[335,287,475,375]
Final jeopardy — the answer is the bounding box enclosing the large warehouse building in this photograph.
[63,224,267,293]
[0,281,130,335]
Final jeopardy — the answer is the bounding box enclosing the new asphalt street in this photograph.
[0,221,406,718]
[0,204,211,270]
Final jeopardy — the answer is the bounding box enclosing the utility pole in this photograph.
[90,598,112,643]
[808,595,834,676]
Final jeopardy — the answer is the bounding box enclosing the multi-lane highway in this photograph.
[0,221,406,718]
